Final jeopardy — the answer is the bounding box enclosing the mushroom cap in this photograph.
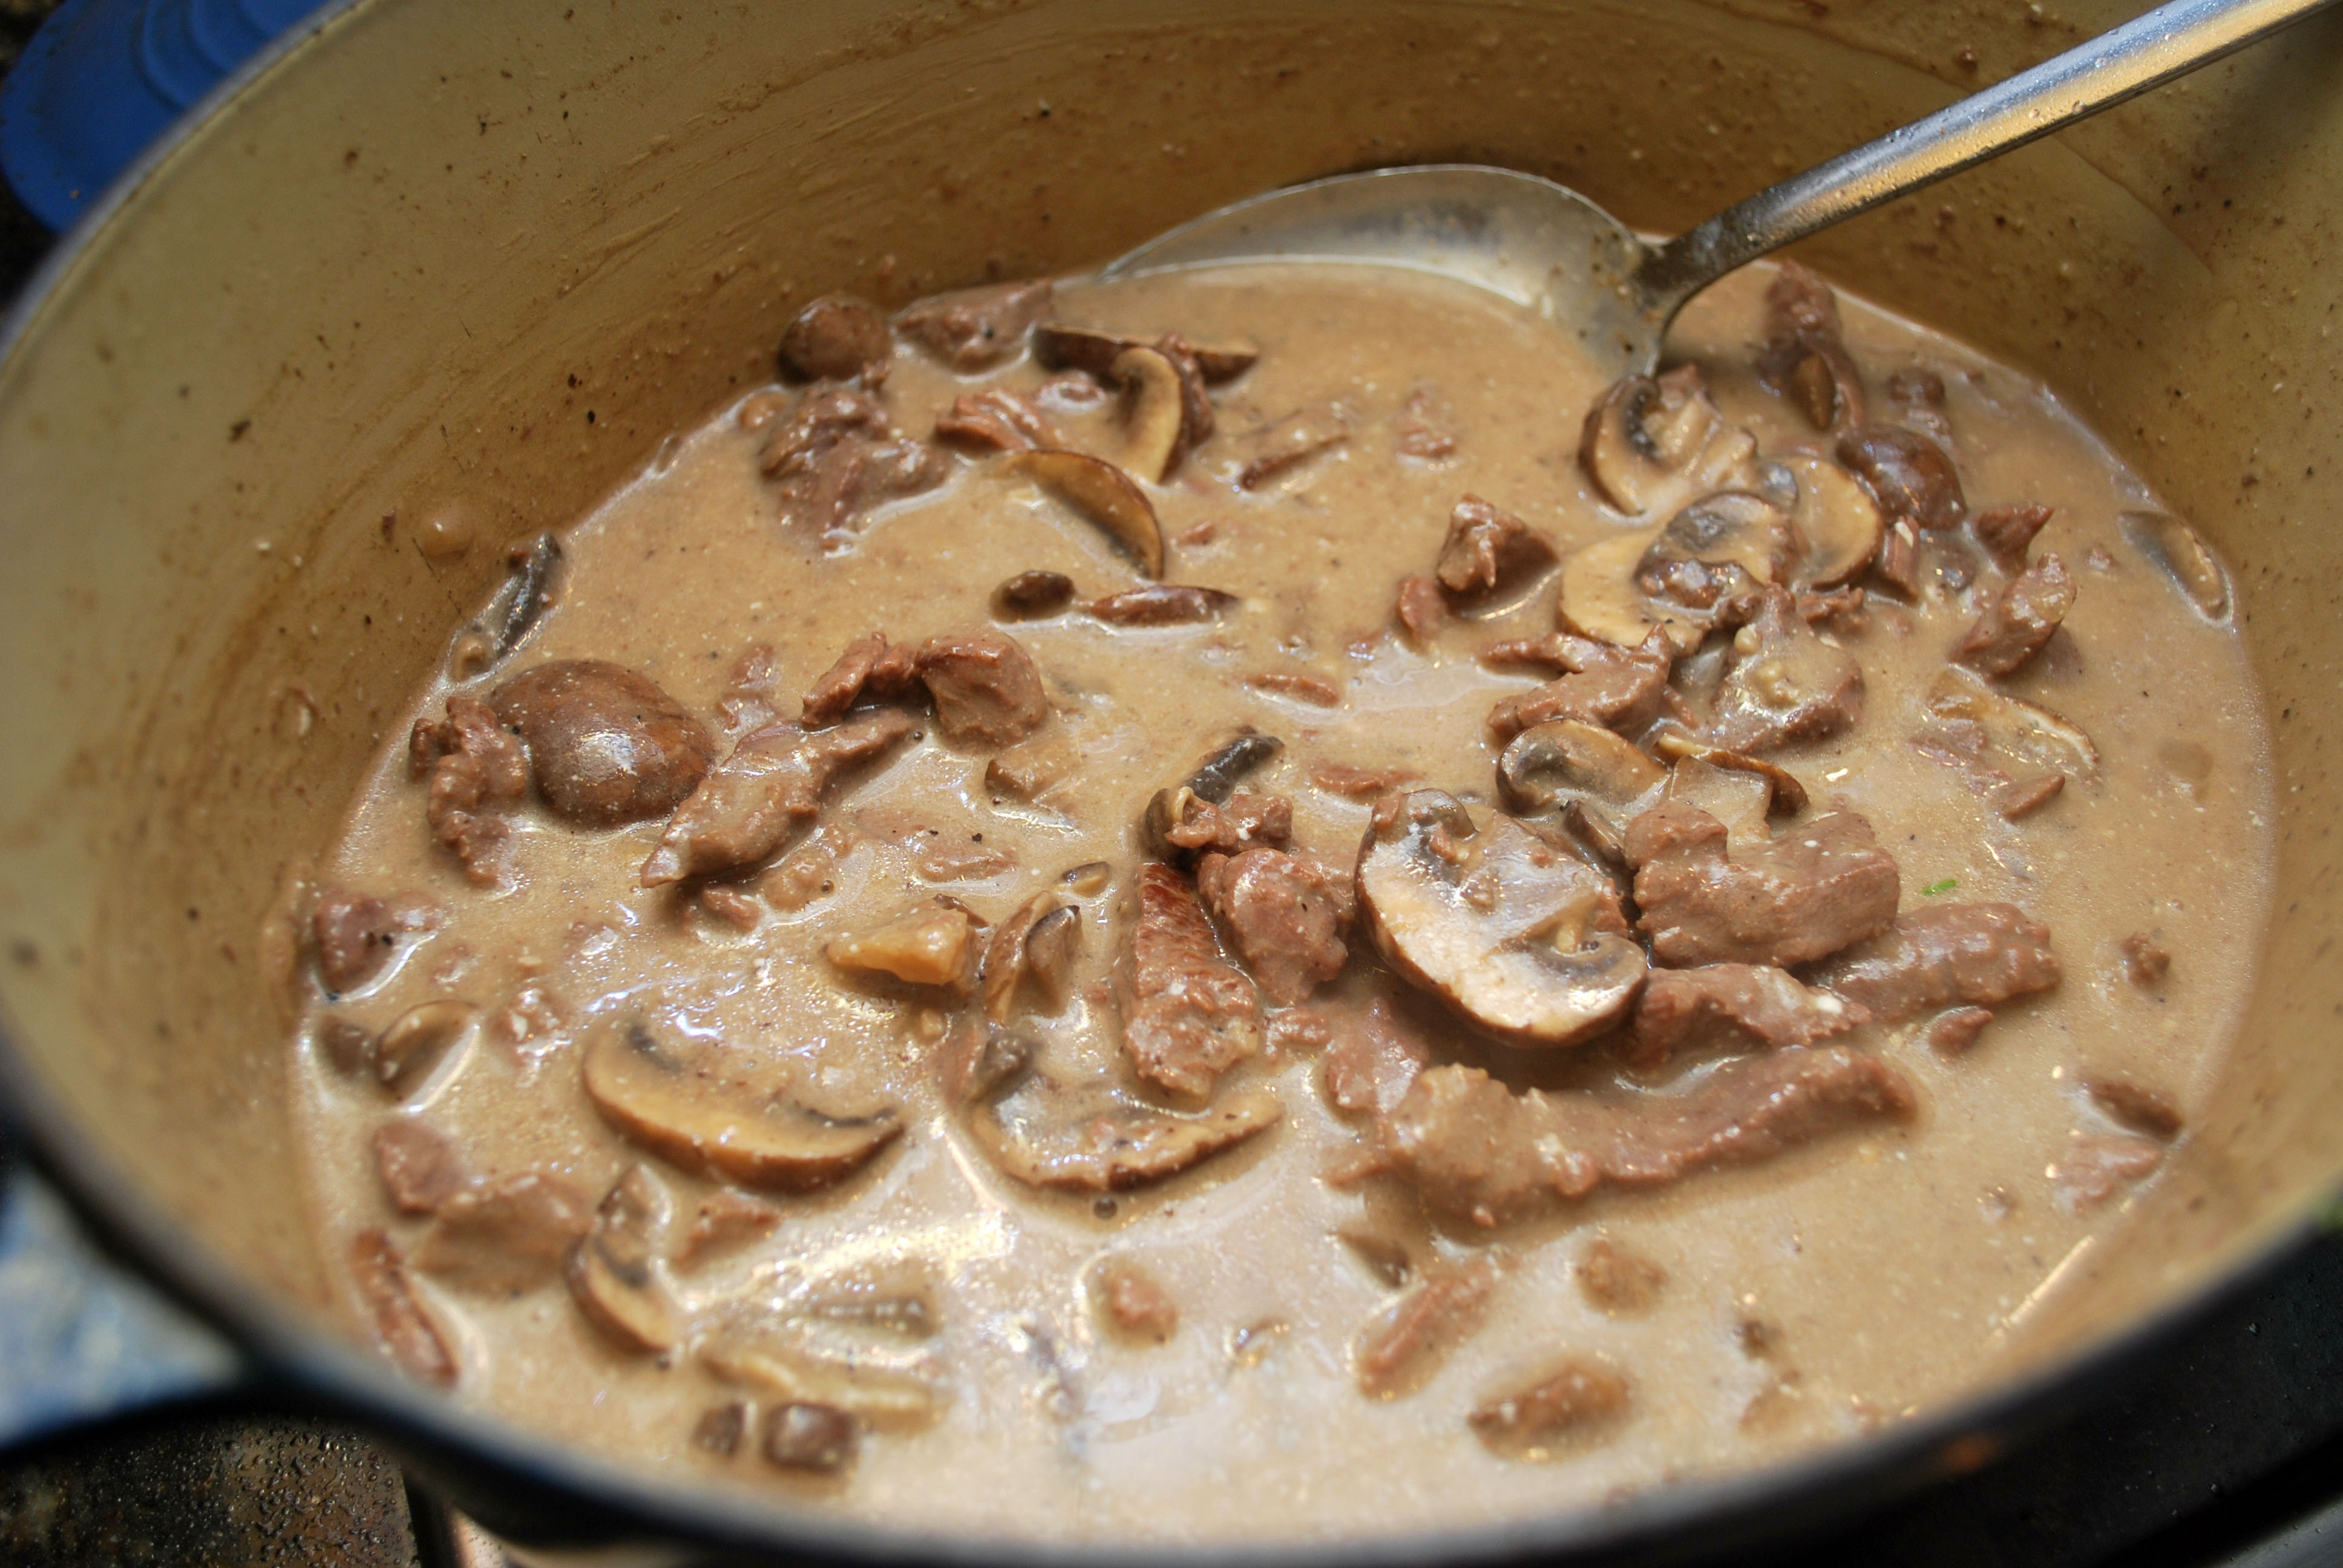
[490,659,716,828]
[1496,719,1667,817]
[1558,530,1704,655]
[1778,454,1883,589]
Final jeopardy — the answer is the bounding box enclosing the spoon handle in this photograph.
[1636,0,2339,317]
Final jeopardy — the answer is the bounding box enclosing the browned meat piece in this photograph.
[1196,848,1354,1005]
[718,642,781,733]
[1975,504,2054,572]
[1577,1236,1665,1316]
[374,1120,468,1215]
[1706,589,1863,754]
[1990,774,2065,820]
[1629,963,1869,1066]
[778,296,893,384]
[351,1230,456,1386]
[1955,554,2074,678]
[1486,628,1674,743]
[693,1403,747,1455]
[2086,1076,2184,1139]
[1469,1356,1630,1459]
[1245,669,1343,707]
[1092,1256,1180,1344]
[1925,1005,1996,1054]
[1354,1255,1498,1399]
[1308,760,1423,800]
[1797,586,1869,633]
[1625,803,1899,968]
[801,631,922,727]
[1755,262,1866,431]
[313,889,431,995]
[675,1188,783,1269]
[757,385,949,538]
[2051,1134,2163,1214]
[757,823,860,912]
[1383,1049,1915,1226]
[415,1172,593,1296]
[763,1402,859,1473]
[1910,714,2009,794]
[318,1016,376,1076]
[698,884,763,930]
[1434,495,1559,616]
[641,711,915,886]
[1235,402,1352,488]
[1393,573,1448,648]
[894,279,1052,370]
[489,660,715,827]
[2120,932,2172,987]
[1115,863,1265,1099]
[974,1085,1283,1192]
[1807,903,2060,1024]
[991,569,1076,621]
[1088,584,1239,626]
[1478,632,1613,675]
[1320,999,1432,1120]
[1394,385,1458,460]
[1152,788,1293,859]
[934,388,1063,452]
[1837,425,1965,529]
[914,632,1049,747]
[410,695,529,884]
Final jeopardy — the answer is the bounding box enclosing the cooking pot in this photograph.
[2,0,2339,1560]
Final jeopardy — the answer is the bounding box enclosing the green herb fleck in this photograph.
[1921,878,1958,897]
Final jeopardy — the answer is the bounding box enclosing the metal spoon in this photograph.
[1103,0,2337,377]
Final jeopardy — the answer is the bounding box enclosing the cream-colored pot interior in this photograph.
[1,0,2339,1550]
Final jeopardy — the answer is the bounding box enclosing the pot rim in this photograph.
[0,1,2333,1560]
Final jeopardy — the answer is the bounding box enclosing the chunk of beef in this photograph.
[1354,1255,1498,1399]
[1469,1356,1631,1458]
[1925,1005,1996,1054]
[1706,590,1863,754]
[1088,584,1239,626]
[758,385,948,538]
[1308,760,1423,800]
[1990,774,2065,820]
[1434,495,1559,616]
[914,632,1050,747]
[1383,1049,1914,1225]
[2086,1076,2184,1140]
[1955,554,2075,678]
[1393,573,1448,648]
[1195,848,1354,1005]
[351,1230,456,1385]
[1115,863,1265,1099]
[1394,385,1458,461]
[409,696,529,884]
[1320,998,1432,1120]
[1755,262,1866,431]
[1234,402,1352,489]
[974,1085,1283,1192]
[1155,788,1293,860]
[490,660,715,827]
[1092,1256,1180,1344]
[756,822,860,912]
[1975,504,2054,573]
[1806,903,2060,1024]
[1837,425,1965,529]
[2051,1134,2163,1213]
[1629,963,1869,1067]
[1246,669,1343,707]
[934,388,1063,452]
[415,1172,594,1296]
[718,642,782,733]
[2120,932,2172,987]
[374,1120,468,1215]
[1576,1236,1665,1315]
[1626,803,1899,968]
[641,711,915,885]
[801,632,922,728]
[778,296,893,384]
[894,279,1053,370]
[1486,628,1675,743]
[313,889,433,995]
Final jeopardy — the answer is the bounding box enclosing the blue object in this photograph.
[0,0,333,232]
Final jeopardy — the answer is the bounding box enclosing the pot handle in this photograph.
[0,1153,246,1451]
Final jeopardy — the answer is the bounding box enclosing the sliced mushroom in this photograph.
[1635,491,1797,610]
[1836,426,1965,529]
[972,1084,1284,1193]
[1924,667,2099,779]
[582,1020,901,1192]
[1233,402,1352,489]
[1578,368,1721,514]
[568,1165,682,1354]
[1778,455,1883,589]
[375,1000,478,1100]
[1023,905,1082,1011]
[980,893,1072,1022]
[1495,719,1666,817]
[701,1333,948,1431]
[2120,510,2230,621]
[1652,734,1810,816]
[1110,345,1190,482]
[1557,530,1703,655]
[991,570,1077,621]
[824,899,982,991]
[1034,322,1258,383]
[1356,792,1646,1048]
[1004,449,1164,577]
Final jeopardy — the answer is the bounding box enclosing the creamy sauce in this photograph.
[290,262,2270,1543]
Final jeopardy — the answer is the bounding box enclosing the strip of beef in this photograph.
[352,1230,457,1386]
[1195,848,1355,1005]
[1115,863,1266,1099]
[1393,573,1447,648]
[934,388,1063,452]
[1706,590,1863,754]
[758,385,949,538]
[1434,495,1558,615]
[1320,998,1431,1120]
[314,889,435,995]
[641,711,915,886]
[409,695,529,884]
[2051,1134,2163,1214]
[801,632,922,727]
[1487,627,1674,743]
[1974,504,2053,573]
[1155,789,1293,860]
[1837,425,1965,530]
[1394,385,1458,461]
[416,1172,594,1296]
[1308,760,1423,800]
[893,279,1052,371]
[1089,584,1238,627]
[1805,903,2060,1024]
[913,632,1049,747]
[1626,802,1899,968]
[1754,262,1866,431]
[1381,1048,1915,1226]
[1629,963,1870,1067]
[1954,554,2075,678]
[1234,402,1352,489]
[375,1120,469,1214]
[1354,1255,1499,1399]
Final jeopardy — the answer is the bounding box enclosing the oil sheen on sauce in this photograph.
[292,261,2270,1544]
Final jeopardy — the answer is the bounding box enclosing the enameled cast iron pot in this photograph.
[2,1,2340,1561]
